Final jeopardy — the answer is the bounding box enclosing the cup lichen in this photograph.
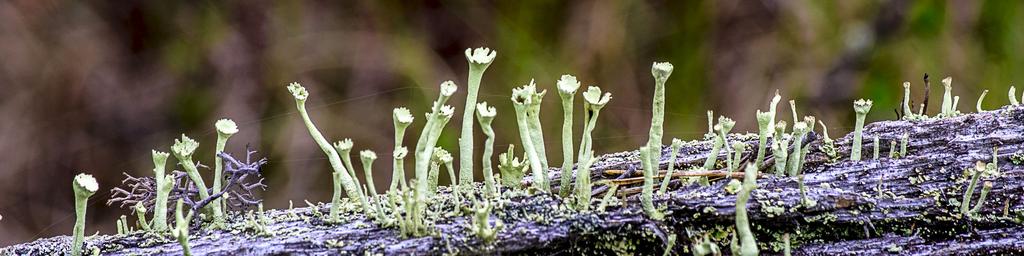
[71,173,98,256]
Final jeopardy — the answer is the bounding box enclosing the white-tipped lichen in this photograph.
[212,118,237,226]
[72,173,98,256]
[459,47,497,189]
[150,150,172,232]
[286,82,369,221]
[977,90,989,112]
[334,139,360,187]
[360,150,379,197]
[755,110,772,168]
[787,121,809,176]
[772,121,789,176]
[512,81,550,192]
[392,107,414,191]
[171,134,220,220]
[476,102,499,198]
[851,99,873,161]
[1010,86,1020,106]
[703,116,735,172]
[556,74,580,197]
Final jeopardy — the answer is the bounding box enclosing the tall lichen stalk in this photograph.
[171,135,221,220]
[459,47,496,188]
[150,151,172,232]
[512,81,549,192]
[641,62,673,220]
[287,82,370,221]
[754,111,772,168]
[735,164,759,256]
[659,139,683,195]
[212,119,237,226]
[851,99,873,161]
[391,108,414,190]
[334,139,360,196]
[556,75,580,197]
[476,102,499,198]
[71,173,98,256]
[575,86,610,207]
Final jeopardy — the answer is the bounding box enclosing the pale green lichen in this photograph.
[468,199,503,244]
[962,160,999,217]
[577,86,611,197]
[476,102,499,198]
[212,118,238,226]
[755,110,772,168]
[512,81,550,192]
[360,150,379,198]
[787,121,809,176]
[133,202,150,231]
[287,82,370,220]
[334,139,361,194]
[703,117,735,179]
[977,89,989,112]
[556,75,580,197]
[818,121,838,162]
[872,136,880,160]
[1010,86,1020,106]
[771,121,789,176]
[150,150,172,232]
[597,183,620,212]
[172,134,221,220]
[691,233,721,256]
[659,139,683,195]
[899,133,909,158]
[645,61,673,178]
[730,141,747,172]
[888,140,898,159]
[72,173,98,256]
[938,77,962,117]
[170,199,194,256]
[735,164,759,256]
[851,99,872,161]
[391,107,414,191]
[574,154,598,211]
[497,145,528,190]
[459,47,497,189]
[638,145,664,220]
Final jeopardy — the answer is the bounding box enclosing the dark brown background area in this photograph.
[1,0,1021,246]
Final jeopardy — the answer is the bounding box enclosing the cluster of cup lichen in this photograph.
[63,44,1020,256]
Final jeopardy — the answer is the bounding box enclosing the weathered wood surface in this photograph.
[5,107,1024,255]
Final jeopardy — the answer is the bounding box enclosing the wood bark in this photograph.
[5,107,1024,255]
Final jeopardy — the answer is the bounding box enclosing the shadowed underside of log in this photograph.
[5,107,1024,255]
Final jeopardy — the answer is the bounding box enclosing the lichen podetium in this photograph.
[459,47,496,189]
[71,173,98,256]
[851,99,873,161]
[287,82,370,220]
[735,164,759,256]
[556,74,580,197]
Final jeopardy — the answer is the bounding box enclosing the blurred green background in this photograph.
[1,0,1023,245]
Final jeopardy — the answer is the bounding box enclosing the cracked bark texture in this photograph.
[5,107,1024,255]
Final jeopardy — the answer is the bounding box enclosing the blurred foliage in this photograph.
[0,0,1022,245]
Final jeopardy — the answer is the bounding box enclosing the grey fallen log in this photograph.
[5,107,1024,255]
